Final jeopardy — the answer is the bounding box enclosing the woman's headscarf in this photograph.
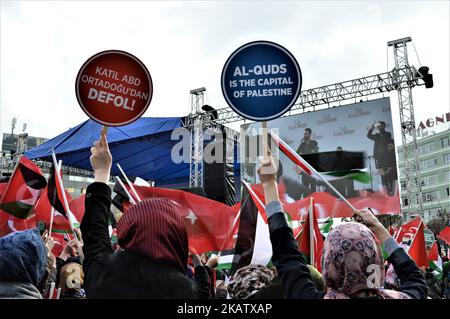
[322,222,409,299]
[0,228,46,286]
[228,264,275,299]
[117,198,188,274]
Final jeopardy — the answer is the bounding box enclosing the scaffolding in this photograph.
[187,37,430,219]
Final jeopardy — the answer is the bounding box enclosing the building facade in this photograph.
[398,128,450,222]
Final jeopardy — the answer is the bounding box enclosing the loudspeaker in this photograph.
[203,129,236,206]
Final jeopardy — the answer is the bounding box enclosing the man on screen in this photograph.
[367,121,392,169]
[377,139,398,196]
[296,128,319,195]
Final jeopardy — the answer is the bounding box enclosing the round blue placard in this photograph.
[221,41,302,121]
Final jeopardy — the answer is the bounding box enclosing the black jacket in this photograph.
[268,212,428,299]
[80,182,210,299]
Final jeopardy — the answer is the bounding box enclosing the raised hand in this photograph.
[90,132,112,183]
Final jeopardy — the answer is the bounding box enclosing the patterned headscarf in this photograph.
[117,198,188,274]
[322,222,410,299]
[0,228,46,286]
[227,264,275,299]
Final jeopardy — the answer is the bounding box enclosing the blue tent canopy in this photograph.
[25,117,190,187]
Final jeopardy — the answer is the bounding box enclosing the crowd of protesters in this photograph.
[1,133,449,300]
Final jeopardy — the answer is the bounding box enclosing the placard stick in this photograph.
[101,125,109,135]
[309,197,314,266]
[261,121,268,159]
[115,176,137,205]
[117,163,142,202]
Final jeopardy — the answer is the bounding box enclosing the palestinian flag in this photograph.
[47,162,68,218]
[113,183,238,254]
[0,156,47,219]
[217,248,235,271]
[321,169,371,184]
[407,220,428,268]
[427,241,443,280]
[296,198,324,272]
[34,165,81,233]
[320,217,333,235]
[269,129,313,176]
[230,181,272,275]
[438,227,450,246]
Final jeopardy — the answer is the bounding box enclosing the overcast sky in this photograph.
[1,0,449,146]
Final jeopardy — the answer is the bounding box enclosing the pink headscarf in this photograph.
[117,198,189,274]
[322,222,410,299]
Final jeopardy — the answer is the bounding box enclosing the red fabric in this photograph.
[1,176,37,237]
[117,198,189,274]
[395,217,421,243]
[438,227,450,246]
[296,199,324,272]
[69,194,85,223]
[408,221,428,268]
[284,191,401,221]
[0,156,45,206]
[269,130,313,175]
[123,185,238,255]
[427,241,439,263]
[34,188,73,233]
[0,209,36,238]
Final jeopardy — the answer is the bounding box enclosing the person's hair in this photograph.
[379,121,386,126]
[305,128,312,134]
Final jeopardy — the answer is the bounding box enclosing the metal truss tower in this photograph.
[388,37,423,217]
[189,88,206,187]
[186,38,430,214]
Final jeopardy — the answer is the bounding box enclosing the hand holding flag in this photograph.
[90,132,112,184]
[353,209,390,243]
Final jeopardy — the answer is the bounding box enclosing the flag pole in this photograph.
[261,121,268,160]
[116,163,142,202]
[115,176,137,205]
[269,130,356,212]
[48,207,54,237]
[48,160,63,236]
[51,150,77,237]
[309,197,314,267]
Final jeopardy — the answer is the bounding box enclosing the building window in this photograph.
[443,153,450,164]
[402,197,409,206]
[422,191,440,203]
[419,158,437,170]
[418,143,434,156]
[447,187,450,197]
[444,171,450,182]
[400,180,407,189]
[441,136,450,148]
[421,174,438,187]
